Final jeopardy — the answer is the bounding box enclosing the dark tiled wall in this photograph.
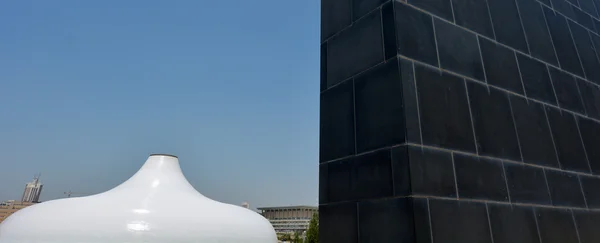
[319,0,600,242]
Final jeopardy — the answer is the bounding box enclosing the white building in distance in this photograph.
[257,206,318,234]
[21,174,43,203]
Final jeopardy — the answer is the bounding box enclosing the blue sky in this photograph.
[0,0,320,208]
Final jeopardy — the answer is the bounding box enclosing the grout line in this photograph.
[543,105,563,169]
[580,29,600,86]
[578,175,589,209]
[501,161,512,203]
[542,169,554,205]
[508,94,525,163]
[566,19,589,80]
[451,152,460,199]
[589,0,600,19]
[320,143,407,165]
[486,203,496,243]
[426,198,434,243]
[571,209,584,243]
[410,195,597,211]
[541,3,563,69]
[449,0,456,23]
[403,142,600,180]
[572,0,582,10]
[483,0,497,40]
[514,52,529,98]
[412,62,424,144]
[533,207,544,243]
[546,64,562,110]
[574,116,593,173]
[572,0,582,11]
[591,21,600,35]
[321,58,387,93]
[514,0,532,54]
[398,59,413,146]
[431,16,442,68]
[321,194,600,212]
[477,37,489,85]
[574,75,589,116]
[587,30,600,76]
[379,6,386,60]
[464,79,480,155]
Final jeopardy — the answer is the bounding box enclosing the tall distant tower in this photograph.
[21,174,43,203]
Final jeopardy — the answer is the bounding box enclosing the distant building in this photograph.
[0,201,37,224]
[0,200,16,207]
[21,174,43,203]
[257,206,317,234]
[241,202,250,209]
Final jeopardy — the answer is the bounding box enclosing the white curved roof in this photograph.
[0,154,277,243]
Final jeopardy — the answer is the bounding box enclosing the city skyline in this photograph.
[1,167,317,209]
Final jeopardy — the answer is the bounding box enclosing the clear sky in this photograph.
[0,0,320,209]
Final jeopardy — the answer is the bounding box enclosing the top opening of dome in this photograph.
[149,154,178,158]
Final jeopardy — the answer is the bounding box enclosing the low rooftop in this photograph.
[257,205,317,211]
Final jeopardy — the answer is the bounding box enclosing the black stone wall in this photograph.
[319,0,600,242]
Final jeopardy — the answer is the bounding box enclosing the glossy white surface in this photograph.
[0,154,277,243]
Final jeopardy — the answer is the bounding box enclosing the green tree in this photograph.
[292,231,302,243]
[305,212,318,243]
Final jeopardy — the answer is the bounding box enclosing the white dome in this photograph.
[0,154,277,243]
